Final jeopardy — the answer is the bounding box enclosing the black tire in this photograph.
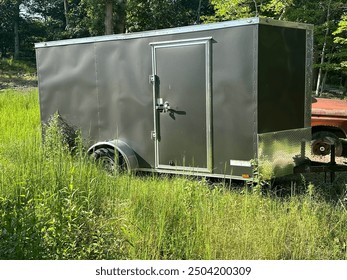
[92,147,127,174]
[311,131,343,157]
[92,147,115,173]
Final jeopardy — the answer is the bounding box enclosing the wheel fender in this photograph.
[88,140,139,171]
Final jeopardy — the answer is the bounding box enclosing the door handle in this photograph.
[156,99,171,113]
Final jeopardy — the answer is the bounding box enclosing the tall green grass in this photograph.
[0,88,347,259]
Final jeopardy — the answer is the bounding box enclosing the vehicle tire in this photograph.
[92,147,127,174]
[311,131,343,157]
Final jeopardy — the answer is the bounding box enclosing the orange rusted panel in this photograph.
[312,98,347,136]
[312,98,347,117]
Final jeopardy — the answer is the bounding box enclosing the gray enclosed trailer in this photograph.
[35,17,313,181]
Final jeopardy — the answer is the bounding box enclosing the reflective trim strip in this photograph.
[230,160,252,167]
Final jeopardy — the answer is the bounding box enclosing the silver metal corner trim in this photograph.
[35,18,260,48]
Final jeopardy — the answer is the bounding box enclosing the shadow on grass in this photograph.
[0,76,37,90]
[0,59,37,90]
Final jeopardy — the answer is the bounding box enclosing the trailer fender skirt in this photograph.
[87,140,139,172]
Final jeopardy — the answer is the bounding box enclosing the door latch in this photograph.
[156,98,171,113]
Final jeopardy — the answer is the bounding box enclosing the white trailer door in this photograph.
[151,38,212,172]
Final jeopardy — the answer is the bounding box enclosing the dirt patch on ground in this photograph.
[310,154,347,165]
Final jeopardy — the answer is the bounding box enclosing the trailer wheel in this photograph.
[311,131,343,157]
[92,147,127,174]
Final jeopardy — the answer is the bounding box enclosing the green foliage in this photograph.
[0,90,128,259]
[333,13,347,74]
[334,13,347,45]
[126,0,211,32]
[261,0,294,19]
[71,0,125,36]
[202,0,294,22]
[202,0,255,22]
[0,0,19,57]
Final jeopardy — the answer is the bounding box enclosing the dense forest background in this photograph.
[0,0,347,93]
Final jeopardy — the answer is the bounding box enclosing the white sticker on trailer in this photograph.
[230,160,252,167]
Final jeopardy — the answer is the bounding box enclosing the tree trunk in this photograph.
[315,42,327,96]
[196,0,202,23]
[115,0,126,33]
[252,0,258,17]
[319,52,333,95]
[105,0,114,35]
[14,1,20,60]
[279,7,286,20]
[320,70,328,95]
[315,0,332,96]
[63,0,69,30]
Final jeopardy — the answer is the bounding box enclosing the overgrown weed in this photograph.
[0,89,347,259]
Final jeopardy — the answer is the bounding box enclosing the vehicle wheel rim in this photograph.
[312,139,331,156]
[99,156,115,173]
[311,138,343,156]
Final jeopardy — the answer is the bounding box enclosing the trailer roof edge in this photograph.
[35,17,313,49]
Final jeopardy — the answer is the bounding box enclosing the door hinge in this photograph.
[151,131,156,140]
[149,74,157,84]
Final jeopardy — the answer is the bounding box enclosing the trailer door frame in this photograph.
[150,37,213,173]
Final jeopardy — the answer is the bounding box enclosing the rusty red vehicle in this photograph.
[311,97,347,156]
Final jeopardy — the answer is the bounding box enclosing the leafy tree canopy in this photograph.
[333,13,347,72]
